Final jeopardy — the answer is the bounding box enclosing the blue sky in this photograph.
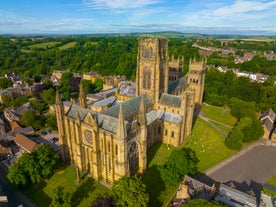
[0,0,276,35]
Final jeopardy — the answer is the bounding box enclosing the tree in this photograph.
[20,110,45,130]
[242,118,264,142]
[225,128,243,150]
[112,176,149,207]
[93,78,103,91]
[0,77,13,89]
[46,114,58,131]
[31,99,47,113]
[81,79,95,94]
[41,88,56,105]
[7,159,29,187]
[32,144,59,177]
[7,144,60,188]
[159,148,199,186]
[50,186,72,207]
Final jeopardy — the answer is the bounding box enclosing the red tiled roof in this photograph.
[14,134,38,153]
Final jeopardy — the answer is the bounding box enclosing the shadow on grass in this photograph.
[27,181,52,207]
[70,177,96,207]
[147,142,162,165]
[142,165,165,207]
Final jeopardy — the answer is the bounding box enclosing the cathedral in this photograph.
[56,37,206,184]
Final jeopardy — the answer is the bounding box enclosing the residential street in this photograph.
[0,162,38,207]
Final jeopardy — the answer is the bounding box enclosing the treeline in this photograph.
[204,69,272,149]
[0,37,199,81]
[204,68,276,112]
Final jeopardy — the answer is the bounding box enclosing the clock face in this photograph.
[84,130,92,144]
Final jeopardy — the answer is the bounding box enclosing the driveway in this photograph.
[207,144,276,185]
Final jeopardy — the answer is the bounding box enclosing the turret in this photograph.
[79,83,87,108]
[117,104,126,139]
[138,95,147,126]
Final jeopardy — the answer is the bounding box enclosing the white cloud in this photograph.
[180,0,276,27]
[212,0,276,17]
[82,0,161,9]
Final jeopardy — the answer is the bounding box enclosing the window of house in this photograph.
[171,131,174,138]
[115,145,118,155]
[165,129,168,136]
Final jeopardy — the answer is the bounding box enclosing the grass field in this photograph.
[263,174,276,196]
[142,143,176,207]
[28,42,61,49]
[27,165,111,207]
[143,106,237,206]
[27,104,237,206]
[201,104,237,127]
[59,42,77,50]
[185,118,236,172]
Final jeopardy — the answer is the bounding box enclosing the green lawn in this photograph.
[142,143,177,207]
[143,113,237,206]
[263,174,276,196]
[28,42,61,49]
[201,104,237,127]
[59,42,77,50]
[185,118,236,172]
[27,165,111,207]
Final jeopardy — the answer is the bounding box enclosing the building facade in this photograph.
[56,37,206,184]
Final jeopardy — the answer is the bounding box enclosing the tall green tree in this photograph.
[225,128,243,150]
[0,77,13,89]
[20,110,45,130]
[112,176,149,207]
[159,148,199,186]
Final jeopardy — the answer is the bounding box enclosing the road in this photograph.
[0,162,38,207]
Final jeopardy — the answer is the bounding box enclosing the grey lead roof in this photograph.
[146,110,182,125]
[93,96,116,107]
[168,75,188,94]
[100,94,152,118]
[66,104,91,121]
[159,93,182,108]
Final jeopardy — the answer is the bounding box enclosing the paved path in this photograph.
[198,114,228,137]
[206,143,276,185]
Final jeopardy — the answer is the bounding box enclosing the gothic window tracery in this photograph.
[84,130,92,145]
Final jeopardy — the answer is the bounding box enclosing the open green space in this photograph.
[28,42,61,49]
[142,143,176,207]
[27,165,111,207]
[263,174,276,196]
[185,118,236,172]
[27,105,237,207]
[59,42,77,50]
[143,106,237,206]
[201,104,237,127]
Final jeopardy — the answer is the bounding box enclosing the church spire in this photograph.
[79,83,87,108]
[138,95,147,126]
[117,103,126,139]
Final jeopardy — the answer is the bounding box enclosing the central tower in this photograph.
[136,37,169,103]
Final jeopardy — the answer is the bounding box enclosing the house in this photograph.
[170,175,216,206]
[0,126,34,141]
[259,109,275,140]
[14,133,38,153]
[215,183,257,207]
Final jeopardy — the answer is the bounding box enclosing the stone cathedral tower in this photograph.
[188,59,207,105]
[136,37,169,103]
